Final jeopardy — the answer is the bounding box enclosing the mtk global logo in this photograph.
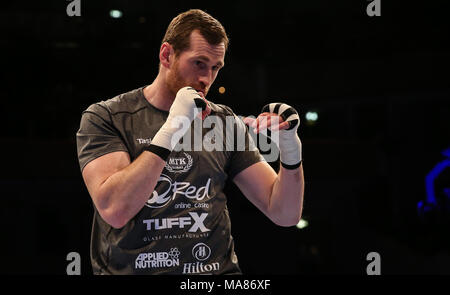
[165,152,193,173]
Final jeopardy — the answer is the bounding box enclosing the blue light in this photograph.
[418,147,450,215]
[444,188,450,198]
[442,148,450,158]
[425,159,450,205]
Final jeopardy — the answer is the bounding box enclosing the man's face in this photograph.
[166,30,226,98]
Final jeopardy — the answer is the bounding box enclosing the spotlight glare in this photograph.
[306,111,318,122]
[110,10,123,19]
[296,218,309,229]
[218,86,226,94]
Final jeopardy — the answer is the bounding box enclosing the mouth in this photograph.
[194,88,206,98]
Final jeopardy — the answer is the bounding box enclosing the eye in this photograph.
[195,60,206,69]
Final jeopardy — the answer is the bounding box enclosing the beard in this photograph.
[166,59,186,97]
[166,58,208,98]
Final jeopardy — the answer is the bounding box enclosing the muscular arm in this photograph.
[233,161,304,227]
[82,151,166,228]
[80,87,208,229]
[237,103,304,226]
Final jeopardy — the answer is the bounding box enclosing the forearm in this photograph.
[97,151,166,228]
[84,88,206,229]
[268,164,305,226]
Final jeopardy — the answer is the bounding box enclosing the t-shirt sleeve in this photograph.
[76,103,128,172]
[227,114,266,180]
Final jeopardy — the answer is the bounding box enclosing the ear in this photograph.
[159,42,173,69]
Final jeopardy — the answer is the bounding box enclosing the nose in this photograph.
[197,70,214,91]
[197,81,207,93]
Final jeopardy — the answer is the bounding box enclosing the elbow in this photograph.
[270,209,302,227]
[94,193,130,229]
[272,216,301,227]
[100,207,130,229]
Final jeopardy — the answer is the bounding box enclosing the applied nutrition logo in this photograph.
[135,248,180,269]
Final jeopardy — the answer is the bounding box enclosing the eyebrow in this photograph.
[196,55,225,68]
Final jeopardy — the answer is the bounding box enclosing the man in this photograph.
[76,9,304,275]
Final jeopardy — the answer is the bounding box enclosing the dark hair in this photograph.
[162,9,229,55]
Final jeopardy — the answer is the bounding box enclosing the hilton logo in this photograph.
[192,243,211,261]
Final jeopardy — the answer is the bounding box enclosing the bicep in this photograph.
[232,161,278,215]
[82,151,131,200]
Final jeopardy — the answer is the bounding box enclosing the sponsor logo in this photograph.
[136,138,152,145]
[182,242,218,274]
[146,174,211,208]
[135,248,180,269]
[174,201,209,209]
[165,152,193,173]
[164,232,210,239]
[182,261,220,274]
[142,232,210,243]
[192,243,211,261]
[142,212,210,233]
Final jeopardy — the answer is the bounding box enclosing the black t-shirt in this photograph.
[76,86,265,274]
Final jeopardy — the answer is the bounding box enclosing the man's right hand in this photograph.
[82,87,211,229]
[169,86,207,121]
[149,87,208,155]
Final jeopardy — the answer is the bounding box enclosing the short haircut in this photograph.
[162,9,229,55]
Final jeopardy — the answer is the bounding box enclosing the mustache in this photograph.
[190,86,208,98]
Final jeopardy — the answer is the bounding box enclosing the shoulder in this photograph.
[82,87,147,118]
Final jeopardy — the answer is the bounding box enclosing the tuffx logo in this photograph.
[165,152,193,173]
[143,212,210,233]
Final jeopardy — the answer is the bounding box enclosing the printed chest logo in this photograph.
[143,212,210,233]
[165,152,193,173]
[136,138,152,145]
[145,174,211,208]
[183,242,220,274]
[192,242,211,261]
[135,247,180,270]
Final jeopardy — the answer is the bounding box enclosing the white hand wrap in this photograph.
[262,102,302,169]
[146,87,206,160]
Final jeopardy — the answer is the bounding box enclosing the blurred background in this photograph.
[1,0,449,275]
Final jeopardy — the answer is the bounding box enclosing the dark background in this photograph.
[1,0,449,275]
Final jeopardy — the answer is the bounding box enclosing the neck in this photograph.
[143,75,175,112]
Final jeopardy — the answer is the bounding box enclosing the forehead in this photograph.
[181,30,225,62]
